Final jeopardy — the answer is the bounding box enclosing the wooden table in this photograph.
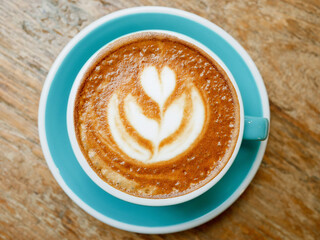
[1,1,319,239]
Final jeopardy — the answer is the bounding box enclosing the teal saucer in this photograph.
[38,7,269,234]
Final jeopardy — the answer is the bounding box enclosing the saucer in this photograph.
[38,7,270,234]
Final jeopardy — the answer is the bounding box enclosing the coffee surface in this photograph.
[74,32,240,198]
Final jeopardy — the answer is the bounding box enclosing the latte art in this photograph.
[108,66,205,163]
[74,32,240,198]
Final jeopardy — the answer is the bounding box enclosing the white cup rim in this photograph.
[67,30,244,206]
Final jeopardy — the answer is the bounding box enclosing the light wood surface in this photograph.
[1,1,319,239]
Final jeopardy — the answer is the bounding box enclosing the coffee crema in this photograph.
[74,32,240,199]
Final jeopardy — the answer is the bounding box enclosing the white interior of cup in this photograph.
[67,30,244,206]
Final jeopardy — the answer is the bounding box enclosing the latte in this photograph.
[74,32,240,199]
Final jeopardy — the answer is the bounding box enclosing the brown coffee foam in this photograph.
[74,32,240,198]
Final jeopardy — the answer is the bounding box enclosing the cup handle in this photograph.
[243,116,269,141]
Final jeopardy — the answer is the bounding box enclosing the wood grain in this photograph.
[0,0,319,239]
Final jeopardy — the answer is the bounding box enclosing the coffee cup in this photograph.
[67,30,268,206]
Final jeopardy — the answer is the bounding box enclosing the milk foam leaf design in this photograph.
[107,65,205,164]
[140,66,176,108]
[124,94,159,142]
[157,88,205,161]
[159,94,185,141]
[108,94,151,161]
[124,93,185,143]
